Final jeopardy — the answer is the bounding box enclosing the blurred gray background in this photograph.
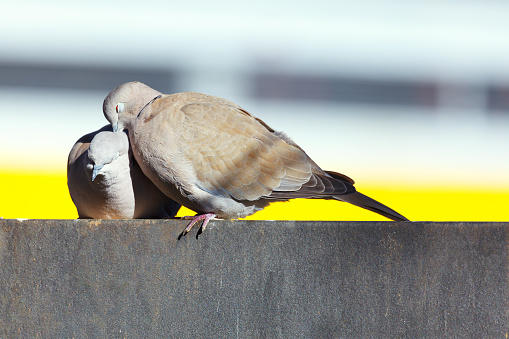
[1,0,508,188]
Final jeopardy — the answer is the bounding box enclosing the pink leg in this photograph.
[181,213,217,235]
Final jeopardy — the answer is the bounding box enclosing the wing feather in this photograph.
[178,99,353,202]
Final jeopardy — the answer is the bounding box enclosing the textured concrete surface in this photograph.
[0,220,507,338]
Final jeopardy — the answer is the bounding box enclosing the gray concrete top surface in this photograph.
[0,220,507,338]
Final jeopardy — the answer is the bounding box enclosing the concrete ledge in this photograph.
[0,220,507,337]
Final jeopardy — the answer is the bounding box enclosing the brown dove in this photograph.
[102,82,408,234]
[67,125,181,219]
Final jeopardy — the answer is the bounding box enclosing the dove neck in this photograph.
[137,95,162,119]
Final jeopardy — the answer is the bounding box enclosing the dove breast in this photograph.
[67,125,180,219]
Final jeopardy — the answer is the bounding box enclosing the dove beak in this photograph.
[112,123,119,132]
[91,164,104,181]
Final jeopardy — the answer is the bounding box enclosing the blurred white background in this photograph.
[1,0,508,188]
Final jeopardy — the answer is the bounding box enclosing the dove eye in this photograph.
[116,103,125,113]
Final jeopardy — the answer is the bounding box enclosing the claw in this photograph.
[181,213,217,236]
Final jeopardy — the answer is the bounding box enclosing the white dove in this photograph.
[67,125,181,219]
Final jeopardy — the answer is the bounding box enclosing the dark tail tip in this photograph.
[335,192,409,221]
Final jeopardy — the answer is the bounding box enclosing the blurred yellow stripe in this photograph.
[1,170,508,221]
[0,171,77,219]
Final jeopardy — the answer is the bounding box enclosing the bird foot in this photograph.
[180,213,217,236]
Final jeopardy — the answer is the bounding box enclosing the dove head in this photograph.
[103,81,162,132]
[87,131,130,181]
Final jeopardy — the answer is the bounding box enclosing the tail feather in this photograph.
[335,192,409,221]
